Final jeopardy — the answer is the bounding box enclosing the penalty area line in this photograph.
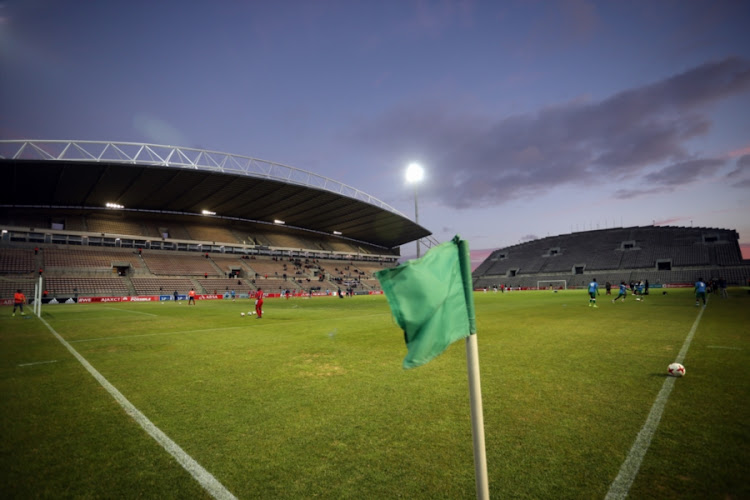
[37,316,237,500]
[18,360,59,367]
[605,304,705,500]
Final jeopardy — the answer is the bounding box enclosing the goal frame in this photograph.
[537,279,567,290]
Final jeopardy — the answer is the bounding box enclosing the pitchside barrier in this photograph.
[1,290,384,306]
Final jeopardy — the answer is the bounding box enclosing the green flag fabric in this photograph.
[375,235,477,369]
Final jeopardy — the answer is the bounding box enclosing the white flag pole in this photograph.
[466,333,489,499]
[35,274,43,316]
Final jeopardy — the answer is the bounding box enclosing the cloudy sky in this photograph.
[1,0,749,264]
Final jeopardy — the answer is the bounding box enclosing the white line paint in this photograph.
[18,360,59,367]
[605,304,705,500]
[37,316,237,500]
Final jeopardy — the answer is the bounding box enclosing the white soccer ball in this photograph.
[249,311,254,315]
[668,363,685,377]
[241,312,245,317]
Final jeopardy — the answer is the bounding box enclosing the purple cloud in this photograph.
[643,158,726,186]
[727,154,750,188]
[350,57,750,208]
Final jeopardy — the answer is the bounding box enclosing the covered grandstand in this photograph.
[0,140,435,301]
[472,226,750,289]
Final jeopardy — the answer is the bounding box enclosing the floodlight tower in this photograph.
[405,163,425,258]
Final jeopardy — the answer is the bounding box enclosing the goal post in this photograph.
[33,275,43,316]
[537,279,567,290]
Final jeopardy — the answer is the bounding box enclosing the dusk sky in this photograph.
[1,0,749,265]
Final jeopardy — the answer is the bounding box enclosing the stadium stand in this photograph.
[131,277,198,296]
[184,224,240,244]
[3,213,747,300]
[473,226,750,289]
[86,216,146,237]
[44,248,144,271]
[45,277,130,296]
[0,248,36,274]
[196,278,255,295]
[0,278,37,301]
[140,252,220,276]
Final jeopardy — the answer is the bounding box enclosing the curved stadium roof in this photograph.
[0,140,432,250]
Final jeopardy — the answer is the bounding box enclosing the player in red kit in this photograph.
[255,288,263,318]
[13,289,26,316]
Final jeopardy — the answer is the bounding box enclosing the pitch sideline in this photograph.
[604,302,706,500]
[37,316,237,500]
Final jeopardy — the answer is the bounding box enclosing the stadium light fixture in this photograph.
[405,163,424,184]
[274,219,285,225]
[333,231,342,235]
[201,210,216,216]
[105,202,124,209]
[405,163,424,258]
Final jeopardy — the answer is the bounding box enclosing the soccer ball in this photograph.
[668,363,685,377]
[248,311,254,315]
[241,312,245,317]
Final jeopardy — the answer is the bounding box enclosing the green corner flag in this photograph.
[375,235,477,369]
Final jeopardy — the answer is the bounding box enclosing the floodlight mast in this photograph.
[405,163,424,258]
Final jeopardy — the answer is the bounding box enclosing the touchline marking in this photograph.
[37,316,237,500]
[18,360,59,367]
[605,304,705,500]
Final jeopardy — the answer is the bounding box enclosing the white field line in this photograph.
[101,307,158,317]
[18,360,59,367]
[605,303,706,500]
[37,316,237,500]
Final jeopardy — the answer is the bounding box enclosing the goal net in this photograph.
[537,280,567,290]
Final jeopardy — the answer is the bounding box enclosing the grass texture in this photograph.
[1,289,748,499]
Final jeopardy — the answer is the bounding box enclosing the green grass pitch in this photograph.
[1,289,748,499]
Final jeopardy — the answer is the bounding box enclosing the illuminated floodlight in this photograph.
[405,163,424,184]
[405,162,425,258]
[106,202,124,209]
[274,219,285,225]
[201,210,216,216]
[1,229,8,234]
[333,231,342,235]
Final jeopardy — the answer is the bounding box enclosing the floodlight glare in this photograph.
[105,202,124,209]
[405,162,425,258]
[405,163,424,184]
[201,210,216,216]
[274,219,285,225]
[333,231,342,235]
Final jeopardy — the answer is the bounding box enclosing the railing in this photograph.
[0,140,408,218]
